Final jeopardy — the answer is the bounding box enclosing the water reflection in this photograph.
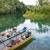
[36,23,49,33]
[21,19,50,50]
[17,19,49,33]
[36,26,49,33]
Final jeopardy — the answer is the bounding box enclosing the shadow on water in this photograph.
[14,38,35,50]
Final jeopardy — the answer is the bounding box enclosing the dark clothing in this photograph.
[25,35,29,38]
[11,40,15,45]
[28,32,31,36]
[7,35,10,38]
[26,32,31,38]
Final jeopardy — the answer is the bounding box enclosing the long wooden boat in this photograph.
[0,27,27,42]
[9,34,34,50]
[0,31,26,50]
[1,33,34,50]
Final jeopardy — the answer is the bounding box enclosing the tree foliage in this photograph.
[23,0,50,25]
[0,0,27,14]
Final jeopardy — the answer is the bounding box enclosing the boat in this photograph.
[0,26,35,50]
[9,33,34,50]
[0,27,27,50]
[0,27,27,43]
[1,33,34,50]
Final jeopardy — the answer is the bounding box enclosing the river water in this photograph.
[17,19,50,50]
[0,19,50,50]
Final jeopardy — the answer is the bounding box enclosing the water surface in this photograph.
[0,14,50,50]
[21,20,50,50]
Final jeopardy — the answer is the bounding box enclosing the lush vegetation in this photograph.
[0,0,50,32]
[0,0,28,14]
[23,0,50,25]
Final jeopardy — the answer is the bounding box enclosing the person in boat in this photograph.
[2,33,6,36]
[6,40,15,47]
[2,33,7,41]
[10,40,15,45]
[28,31,31,36]
[6,31,11,38]
[7,34,11,38]
[11,28,17,36]
[6,39,21,47]
[13,27,17,32]
[25,31,31,38]
[21,34,26,40]
[19,27,27,34]
[15,38,21,44]
[12,31,17,36]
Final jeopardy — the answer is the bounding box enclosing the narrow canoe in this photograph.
[9,34,34,50]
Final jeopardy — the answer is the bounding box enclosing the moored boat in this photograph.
[9,33,34,50]
[0,27,27,50]
[1,32,34,50]
[0,26,35,50]
[0,27,27,43]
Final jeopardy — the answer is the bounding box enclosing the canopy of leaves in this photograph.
[0,0,27,14]
[23,0,50,25]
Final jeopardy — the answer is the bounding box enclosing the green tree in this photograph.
[0,0,28,14]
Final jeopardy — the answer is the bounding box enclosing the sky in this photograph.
[19,0,37,5]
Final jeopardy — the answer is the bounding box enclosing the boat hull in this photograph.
[9,34,34,50]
